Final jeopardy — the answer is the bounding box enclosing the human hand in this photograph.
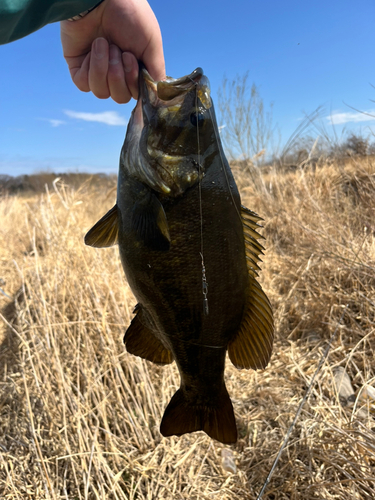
[60,0,165,103]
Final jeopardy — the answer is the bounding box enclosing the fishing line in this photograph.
[256,304,349,500]
[191,76,209,316]
[158,329,225,349]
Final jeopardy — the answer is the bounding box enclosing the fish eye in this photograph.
[190,111,205,128]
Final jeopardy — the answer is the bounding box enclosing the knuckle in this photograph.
[112,94,131,104]
[75,83,89,92]
[93,89,110,99]
[108,65,124,83]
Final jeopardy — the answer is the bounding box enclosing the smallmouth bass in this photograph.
[85,65,274,444]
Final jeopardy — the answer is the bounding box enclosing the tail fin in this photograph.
[160,387,237,444]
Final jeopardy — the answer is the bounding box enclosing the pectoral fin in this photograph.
[124,306,173,365]
[84,204,119,247]
[228,206,274,370]
[132,192,170,251]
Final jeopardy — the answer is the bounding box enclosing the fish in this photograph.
[85,64,274,444]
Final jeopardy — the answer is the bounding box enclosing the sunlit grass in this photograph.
[1,159,374,499]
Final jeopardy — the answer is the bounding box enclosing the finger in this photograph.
[122,52,139,100]
[107,45,131,104]
[89,37,110,99]
[69,52,91,92]
[142,34,166,82]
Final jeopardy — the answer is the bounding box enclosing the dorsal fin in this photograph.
[124,306,174,365]
[85,204,119,247]
[228,205,274,370]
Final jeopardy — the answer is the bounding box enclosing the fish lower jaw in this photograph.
[146,146,183,164]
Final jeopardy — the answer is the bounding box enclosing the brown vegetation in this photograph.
[1,158,374,499]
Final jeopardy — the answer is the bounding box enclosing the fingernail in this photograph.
[122,52,133,73]
[93,38,106,60]
[109,45,120,65]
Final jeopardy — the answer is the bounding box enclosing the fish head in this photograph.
[121,65,219,197]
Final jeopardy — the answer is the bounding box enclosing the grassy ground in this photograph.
[0,159,374,499]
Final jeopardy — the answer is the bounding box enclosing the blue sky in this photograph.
[1,0,375,176]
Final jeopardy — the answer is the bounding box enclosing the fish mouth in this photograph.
[133,64,212,196]
[157,67,204,100]
[139,63,210,108]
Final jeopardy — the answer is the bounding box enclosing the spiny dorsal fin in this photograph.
[85,204,119,248]
[124,306,174,365]
[228,205,274,370]
[241,205,263,223]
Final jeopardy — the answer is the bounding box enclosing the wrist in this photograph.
[67,0,106,21]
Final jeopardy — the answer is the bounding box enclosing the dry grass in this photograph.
[0,159,374,499]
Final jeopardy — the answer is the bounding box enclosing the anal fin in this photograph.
[124,308,173,365]
[228,205,274,370]
[85,204,119,247]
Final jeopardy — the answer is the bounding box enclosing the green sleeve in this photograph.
[0,0,100,44]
